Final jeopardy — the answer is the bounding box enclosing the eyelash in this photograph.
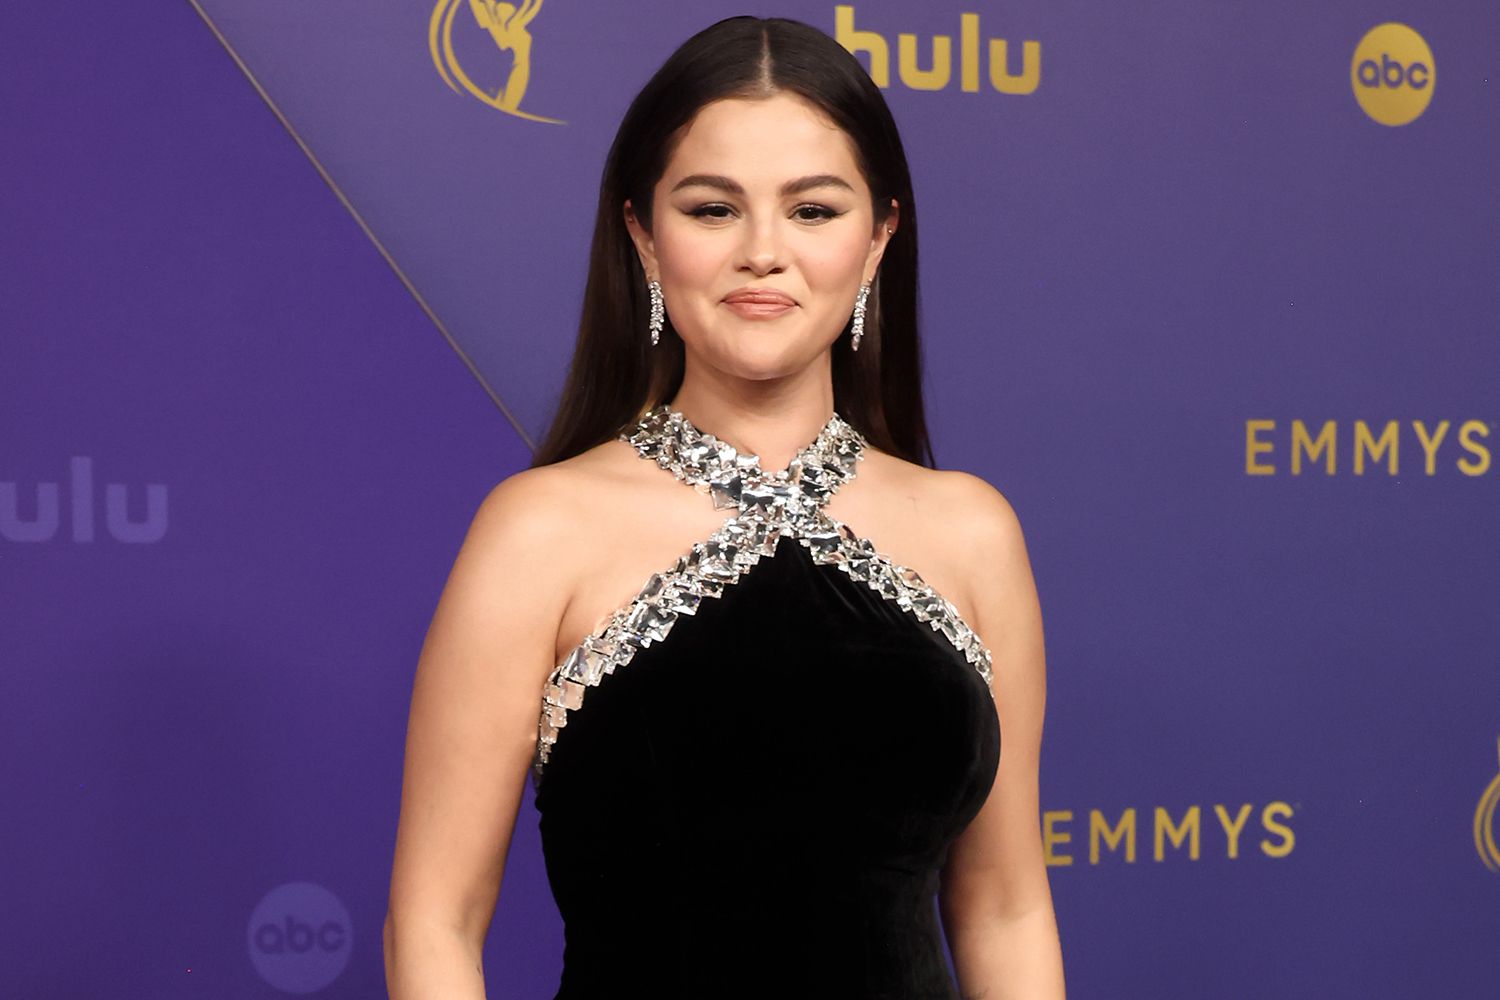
[687,203,842,223]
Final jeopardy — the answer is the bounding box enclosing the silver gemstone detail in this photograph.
[533,405,994,776]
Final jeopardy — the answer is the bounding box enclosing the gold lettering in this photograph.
[1245,419,1276,474]
[989,39,1042,95]
[834,8,1040,97]
[1291,420,1336,475]
[1260,801,1296,857]
[1213,803,1253,859]
[898,33,952,90]
[1154,805,1201,861]
[960,13,980,92]
[835,6,889,88]
[1412,420,1450,476]
[1353,420,1398,475]
[1043,809,1074,866]
[1457,420,1492,476]
[1089,808,1137,863]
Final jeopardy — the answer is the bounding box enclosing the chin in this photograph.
[714,340,829,382]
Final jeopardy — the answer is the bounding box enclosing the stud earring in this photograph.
[850,282,871,352]
[647,279,664,345]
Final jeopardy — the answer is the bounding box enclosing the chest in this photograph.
[538,540,1002,861]
[553,478,978,667]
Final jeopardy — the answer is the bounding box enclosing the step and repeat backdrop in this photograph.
[4,1,1497,997]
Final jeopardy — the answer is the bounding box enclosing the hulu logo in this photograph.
[1,456,167,544]
[835,5,1041,95]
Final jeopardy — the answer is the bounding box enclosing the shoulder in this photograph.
[469,463,574,546]
[867,449,1025,560]
[932,468,1026,561]
[463,438,635,573]
[932,468,1032,610]
[863,450,1033,627]
[926,469,1039,654]
[477,435,638,517]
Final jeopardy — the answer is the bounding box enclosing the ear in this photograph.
[863,198,900,284]
[623,199,659,279]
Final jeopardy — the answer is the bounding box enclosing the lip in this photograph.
[722,287,797,306]
[722,287,797,320]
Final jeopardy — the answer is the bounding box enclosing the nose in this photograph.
[736,214,787,276]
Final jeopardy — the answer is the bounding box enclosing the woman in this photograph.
[385,15,1064,1000]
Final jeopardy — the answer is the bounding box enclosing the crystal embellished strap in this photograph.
[621,403,866,514]
[532,405,995,778]
[795,513,994,682]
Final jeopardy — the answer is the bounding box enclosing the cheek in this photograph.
[653,221,723,288]
[796,228,873,289]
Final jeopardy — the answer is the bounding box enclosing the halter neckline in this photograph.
[620,403,866,513]
[534,401,994,777]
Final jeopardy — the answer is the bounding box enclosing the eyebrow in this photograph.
[669,173,856,197]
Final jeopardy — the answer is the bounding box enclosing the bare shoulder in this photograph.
[927,466,1040,654]
[852,448,1035,639]
[469,438,634,546]
[933,467,1026,560]
[864,448,1026,561]
[429,437,640,677]
[933,467,1035,617]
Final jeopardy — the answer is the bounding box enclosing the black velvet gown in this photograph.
[530,405,1001,999]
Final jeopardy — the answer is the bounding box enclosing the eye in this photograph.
[686,203,735,221]
[793,204,841,223]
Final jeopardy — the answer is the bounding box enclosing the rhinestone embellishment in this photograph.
[533,404,995,777]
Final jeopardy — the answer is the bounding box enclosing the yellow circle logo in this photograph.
[1351,23,1434,126]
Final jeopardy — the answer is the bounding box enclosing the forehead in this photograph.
[662,92,866,190]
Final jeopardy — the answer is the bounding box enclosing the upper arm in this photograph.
[937,471,1051,922]
[385,466,574,944]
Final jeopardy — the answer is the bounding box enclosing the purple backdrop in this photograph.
[4,1,1497,997]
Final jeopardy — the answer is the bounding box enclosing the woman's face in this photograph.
[625,91,897,381]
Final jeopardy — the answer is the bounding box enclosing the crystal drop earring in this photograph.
[647,279,664,346]
[850,282,871,352]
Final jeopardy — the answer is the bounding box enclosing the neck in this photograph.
[665,368,835,477]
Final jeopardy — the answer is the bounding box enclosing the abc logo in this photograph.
[247,882,353,993]
[1350,23,1434,126]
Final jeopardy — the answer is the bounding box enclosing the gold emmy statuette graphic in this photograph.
[429,0,564,123]
[1477,737,1500,874]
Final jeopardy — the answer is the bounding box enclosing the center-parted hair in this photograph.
[531,15,933,468]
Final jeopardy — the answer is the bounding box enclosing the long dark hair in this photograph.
[530,15,933,468]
